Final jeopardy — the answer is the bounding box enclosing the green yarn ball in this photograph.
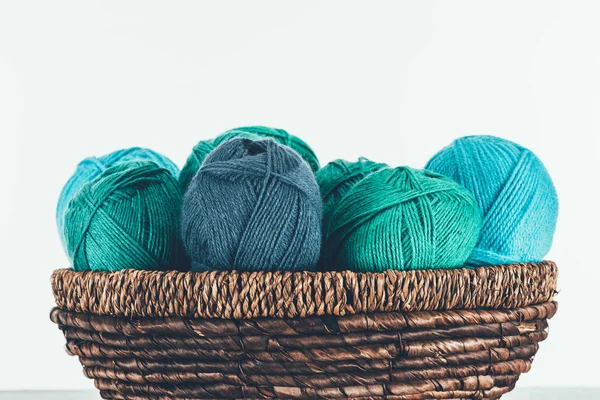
[64,161,186,272]
[179,126,320,191]
[316,158,388,233]
[322,167,482,272]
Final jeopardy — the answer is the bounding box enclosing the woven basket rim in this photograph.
[52,261,557,320]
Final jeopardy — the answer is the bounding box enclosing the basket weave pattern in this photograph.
[51,262,558,399]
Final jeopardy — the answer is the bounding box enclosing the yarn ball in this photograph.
[178,129,261,191]
[181,138,322,272]
[322,167,482,272]
[316,158,388,232]
[179,126,320,191]
[425,135,558,266]
[63,161,186,272]
[56,147,179,247]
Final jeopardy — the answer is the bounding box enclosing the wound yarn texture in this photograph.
[322,167,482,272]
[181,138,322,272]
[425,135,558,266]
[56,147,179,248]
[179,126,320,191]
[178,129,262,191]
[64,161,186,272]
[316,158,388,234]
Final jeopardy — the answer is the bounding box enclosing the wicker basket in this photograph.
[50,261,558,400]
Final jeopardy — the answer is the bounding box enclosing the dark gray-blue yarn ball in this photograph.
[181,138,322,272]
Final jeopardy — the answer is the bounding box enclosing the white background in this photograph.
[0,0,598,392]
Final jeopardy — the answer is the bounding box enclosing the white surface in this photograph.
[0,0,598,391]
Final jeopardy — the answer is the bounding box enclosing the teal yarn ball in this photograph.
[239,126,321,172]
[425,135,558,266]
[322,167,482,272]
[316,158,388,233]
[179,126,320,191]
[56,147,179,247]
[63,161,186,272]
[181,138,322,272]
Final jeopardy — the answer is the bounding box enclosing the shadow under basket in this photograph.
[50,261,558,400]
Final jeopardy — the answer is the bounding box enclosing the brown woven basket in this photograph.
[50,261,558,400]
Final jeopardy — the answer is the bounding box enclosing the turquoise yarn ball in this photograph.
[179,126,320,191]
[322,167,482,272]
[56,147,179,248]
[63,161,186,272]
[425,135,559,266]
[316,158,388,233]
[181,138,322,272]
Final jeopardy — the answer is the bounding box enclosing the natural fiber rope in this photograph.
[63,331,548,362]
[50,302,556,338]
[99,389,515,400]
[82,359,532,387]
[58,320,548,352]
[51,302,554,398]
[77,345,539,377]
[51,262,557,319]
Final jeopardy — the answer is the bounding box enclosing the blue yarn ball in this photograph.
[56,147,179,248]
[425,135,558,266]
[181,138,322,272]
[179,126,320,192]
